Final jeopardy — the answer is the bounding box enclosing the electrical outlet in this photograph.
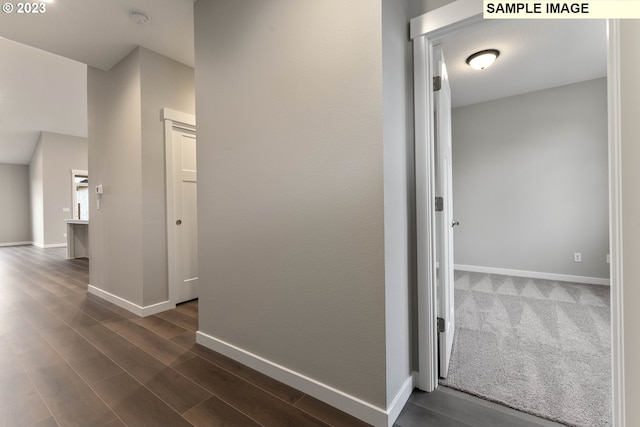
[574,252,582,262]
[606,254,611,264]
[63,232,67,238]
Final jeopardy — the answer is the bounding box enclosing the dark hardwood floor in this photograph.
[396,387,565,427]
[0,246,368,427]
[0,245,563,427]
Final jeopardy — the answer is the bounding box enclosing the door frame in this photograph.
[70,169,89,220]
[162,107,197,306]
[410,3,625,425]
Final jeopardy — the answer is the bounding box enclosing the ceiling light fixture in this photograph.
[130,12,150,25]
[466,49,500,70]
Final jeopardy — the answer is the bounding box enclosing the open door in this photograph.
[412,3,479,389]
[434,45,456,378]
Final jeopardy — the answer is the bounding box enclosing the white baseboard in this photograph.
[454,264,610,286]
[0,241,31,247]
[32,242,67,249]
[88,285,175,317]
[196,331,407,427]
[44,243,67,249]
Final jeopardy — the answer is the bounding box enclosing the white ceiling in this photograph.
[0,3,607,165]
[440,19,607,108]
[0,0,195,71]
[0,37,86,164]
[0,0,194,165]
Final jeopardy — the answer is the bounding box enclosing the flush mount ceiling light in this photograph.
[466,49,500,70]
[130,11,150,25]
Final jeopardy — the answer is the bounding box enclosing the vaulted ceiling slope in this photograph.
[0,3,606,163]
[0,0,195,164]
[0,0,195,71]
[0,37,86,164]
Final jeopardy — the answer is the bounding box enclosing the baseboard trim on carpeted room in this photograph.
[454,264,610,286]
[440,271,611,427]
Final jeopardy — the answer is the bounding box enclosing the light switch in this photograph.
[63,207,71,213]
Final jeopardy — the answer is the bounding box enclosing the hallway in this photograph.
[0,245,569,427]
[0,246,368,427]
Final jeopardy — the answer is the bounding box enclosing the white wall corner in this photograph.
[386,375,414,427]
[87,285,175,317]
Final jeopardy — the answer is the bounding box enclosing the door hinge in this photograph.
[435,197,444,212]
[433,76,442,92]
[437,317,445,333]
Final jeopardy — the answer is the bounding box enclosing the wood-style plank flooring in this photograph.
[396,387,565,427]
[0,245,563,427]
[0,246,369,427]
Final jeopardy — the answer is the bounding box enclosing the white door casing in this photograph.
[412,3,480,389]
[163,108,198,306]
[411,6,624,427]
[433,45,455,379]
[413,34,439,391]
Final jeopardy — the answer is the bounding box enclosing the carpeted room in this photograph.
[443,66,610,425]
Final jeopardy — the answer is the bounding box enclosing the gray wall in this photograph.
[140,48,196,306]
[42,132,88,246]
[29,131,88,247]
[89,48,144,305]
[408,0,456,16]
[195,0,387,409]
[382,0,415,404]
[621,21,640,425]
[88,47,194,308]
[0,163,31,245]
[30,142,44,245]
[452,78,609,279]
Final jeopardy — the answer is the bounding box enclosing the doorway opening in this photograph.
[437,19,610,426]
[411,3,622,426]
[71,169,89,221]
[162,108,199,307]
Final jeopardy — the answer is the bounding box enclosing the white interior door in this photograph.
[434,45,455,378]
[172,129,199,304]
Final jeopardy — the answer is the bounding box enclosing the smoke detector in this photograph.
[130,12,150,25]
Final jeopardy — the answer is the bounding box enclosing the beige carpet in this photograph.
[440,271,611,427]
